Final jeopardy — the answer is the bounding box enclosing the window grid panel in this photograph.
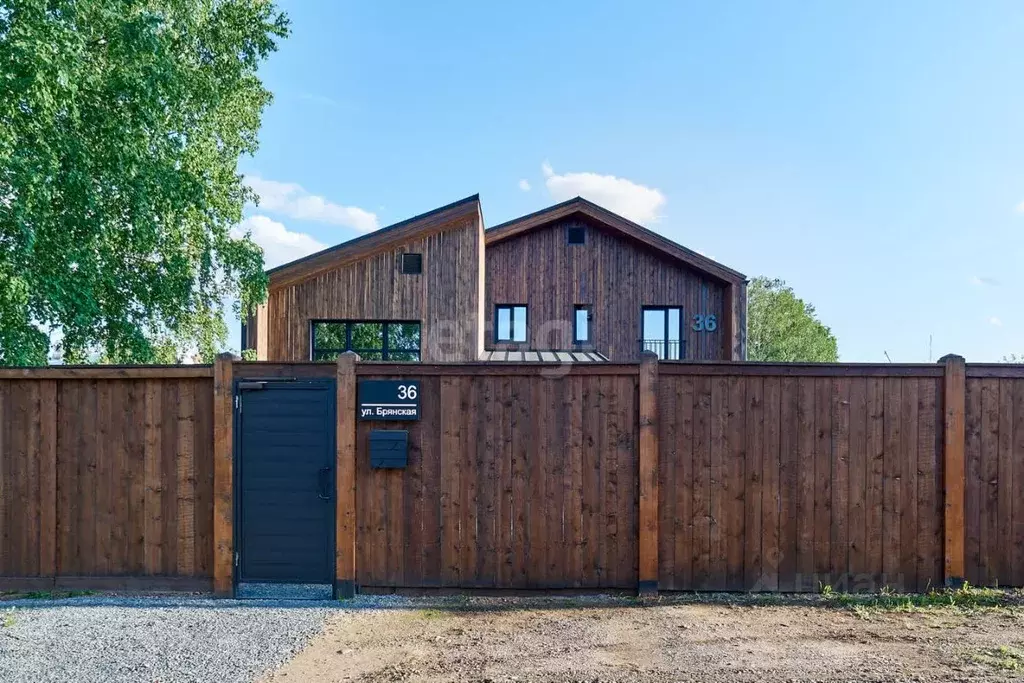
[311,320,421,362]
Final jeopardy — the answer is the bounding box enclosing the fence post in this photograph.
[940,354,966,588]
[335,352,359,598]
[213,353,235,597]
[638,351,660,596]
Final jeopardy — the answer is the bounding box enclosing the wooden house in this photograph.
[244,195,747,362]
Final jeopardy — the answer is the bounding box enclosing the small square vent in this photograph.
[401,253,423,274]
[567,226,586,245]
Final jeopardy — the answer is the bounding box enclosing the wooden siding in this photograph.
[485,216,733,361]
[0,377,214,582]
[267,215,483,362]
[964,375,1024,586]
[657,371,944,592]
[354,371,639,589]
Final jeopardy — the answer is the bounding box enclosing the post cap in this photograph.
[336,351,361,366]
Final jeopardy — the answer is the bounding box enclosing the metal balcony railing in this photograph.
[640,339,685,360]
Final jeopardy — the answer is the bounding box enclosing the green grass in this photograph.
[972,645,1024,671]
[2,610,15,628]
[18,590,94,600]
[820,583,1013,613]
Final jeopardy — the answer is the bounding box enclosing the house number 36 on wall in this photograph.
[692,314,717,332]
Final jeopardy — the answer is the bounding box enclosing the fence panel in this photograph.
[0,379,56,577]
[355,370,638,589]
[0,372,214,586]
[658,368,943,592]
[965,373,1024,587]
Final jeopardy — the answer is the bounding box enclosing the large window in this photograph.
[495,305,527,343]
[311,321,421,361]
[641,307,683,360]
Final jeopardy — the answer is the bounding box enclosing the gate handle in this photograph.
[317,467,331,500]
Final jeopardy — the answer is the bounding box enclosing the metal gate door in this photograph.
[235,379,335,589]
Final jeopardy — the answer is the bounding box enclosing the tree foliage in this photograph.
[747,276,839,362]
[0,0,288,364]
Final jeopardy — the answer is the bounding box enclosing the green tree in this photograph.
[747,276,838,362]
[0,0,289,365]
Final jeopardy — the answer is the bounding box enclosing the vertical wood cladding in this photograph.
[964,375,1024,587]
[354,369,639,589]
[266,216,483,362]
[657,369,944,592]
[485,216,732,361]
[5,361,1022,593]
[0,375,214,581]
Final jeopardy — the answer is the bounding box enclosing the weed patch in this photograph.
[972,645,1024,671]
[20,590,94,600]
[821,583,1014,614]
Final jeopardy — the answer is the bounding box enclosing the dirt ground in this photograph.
[262,595,1024,683]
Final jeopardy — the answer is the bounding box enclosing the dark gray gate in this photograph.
[235,379,335,588]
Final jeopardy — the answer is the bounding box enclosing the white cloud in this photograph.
[245,175,379,232]
[518,179,531,192]
[990,316,1003,327]
[970,275,1002,287]
[1016,200,1024,214]
[232,215,326,269]
[541,162,666,224]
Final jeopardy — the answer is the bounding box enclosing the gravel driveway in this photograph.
[0,595,340,683]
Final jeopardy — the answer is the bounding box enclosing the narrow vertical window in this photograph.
[574,305,592,344]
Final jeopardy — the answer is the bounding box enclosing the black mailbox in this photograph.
[369,430,408,469]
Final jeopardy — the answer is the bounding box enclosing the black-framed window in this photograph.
[567,225,586,245]
[311,320,421,362]
[401,253,422,274]
[574,305,592,344]
[641,307,683,360]
[495,305,527,343]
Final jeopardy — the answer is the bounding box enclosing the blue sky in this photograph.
[234,0,1024,362]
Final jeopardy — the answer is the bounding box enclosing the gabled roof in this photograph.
[267,194,481,289]
[485,197,746,284]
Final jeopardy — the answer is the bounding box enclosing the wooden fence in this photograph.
[0,368,214,590]
[964,367,1024,588]
[1,355,1022,594]
[655,367,944,593]
[353,369,639,590]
